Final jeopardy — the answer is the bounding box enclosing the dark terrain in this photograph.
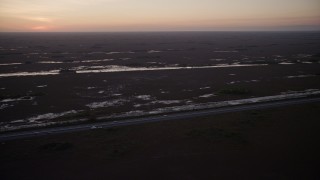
[1,102,319,179]
[0,32,320,130]
[0,32,320,179]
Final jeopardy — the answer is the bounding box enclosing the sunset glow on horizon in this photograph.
[1,0,320,32]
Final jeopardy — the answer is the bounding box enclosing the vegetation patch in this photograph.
[218,87,251,95]
[186,128,241,140]
[38,142,73,152]
[0,92,45,100]
[101,140,132,159]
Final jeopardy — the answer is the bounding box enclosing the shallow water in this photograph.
[0,32,320,129]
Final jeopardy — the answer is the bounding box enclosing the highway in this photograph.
[0,97,320,141]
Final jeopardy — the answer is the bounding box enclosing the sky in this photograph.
[0,0,320,32]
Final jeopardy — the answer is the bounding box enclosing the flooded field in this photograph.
[1,32,320,130]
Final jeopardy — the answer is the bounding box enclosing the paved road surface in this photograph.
[1,97,320,141]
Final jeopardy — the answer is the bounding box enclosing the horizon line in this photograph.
[1,30,320,33]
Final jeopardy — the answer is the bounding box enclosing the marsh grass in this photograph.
[218,87,251,95]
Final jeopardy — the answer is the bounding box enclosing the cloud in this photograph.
[31,26,47,30]
[22,17,52,22]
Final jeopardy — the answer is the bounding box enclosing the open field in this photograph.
[1,32,320,179]
[1,102,320,179]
